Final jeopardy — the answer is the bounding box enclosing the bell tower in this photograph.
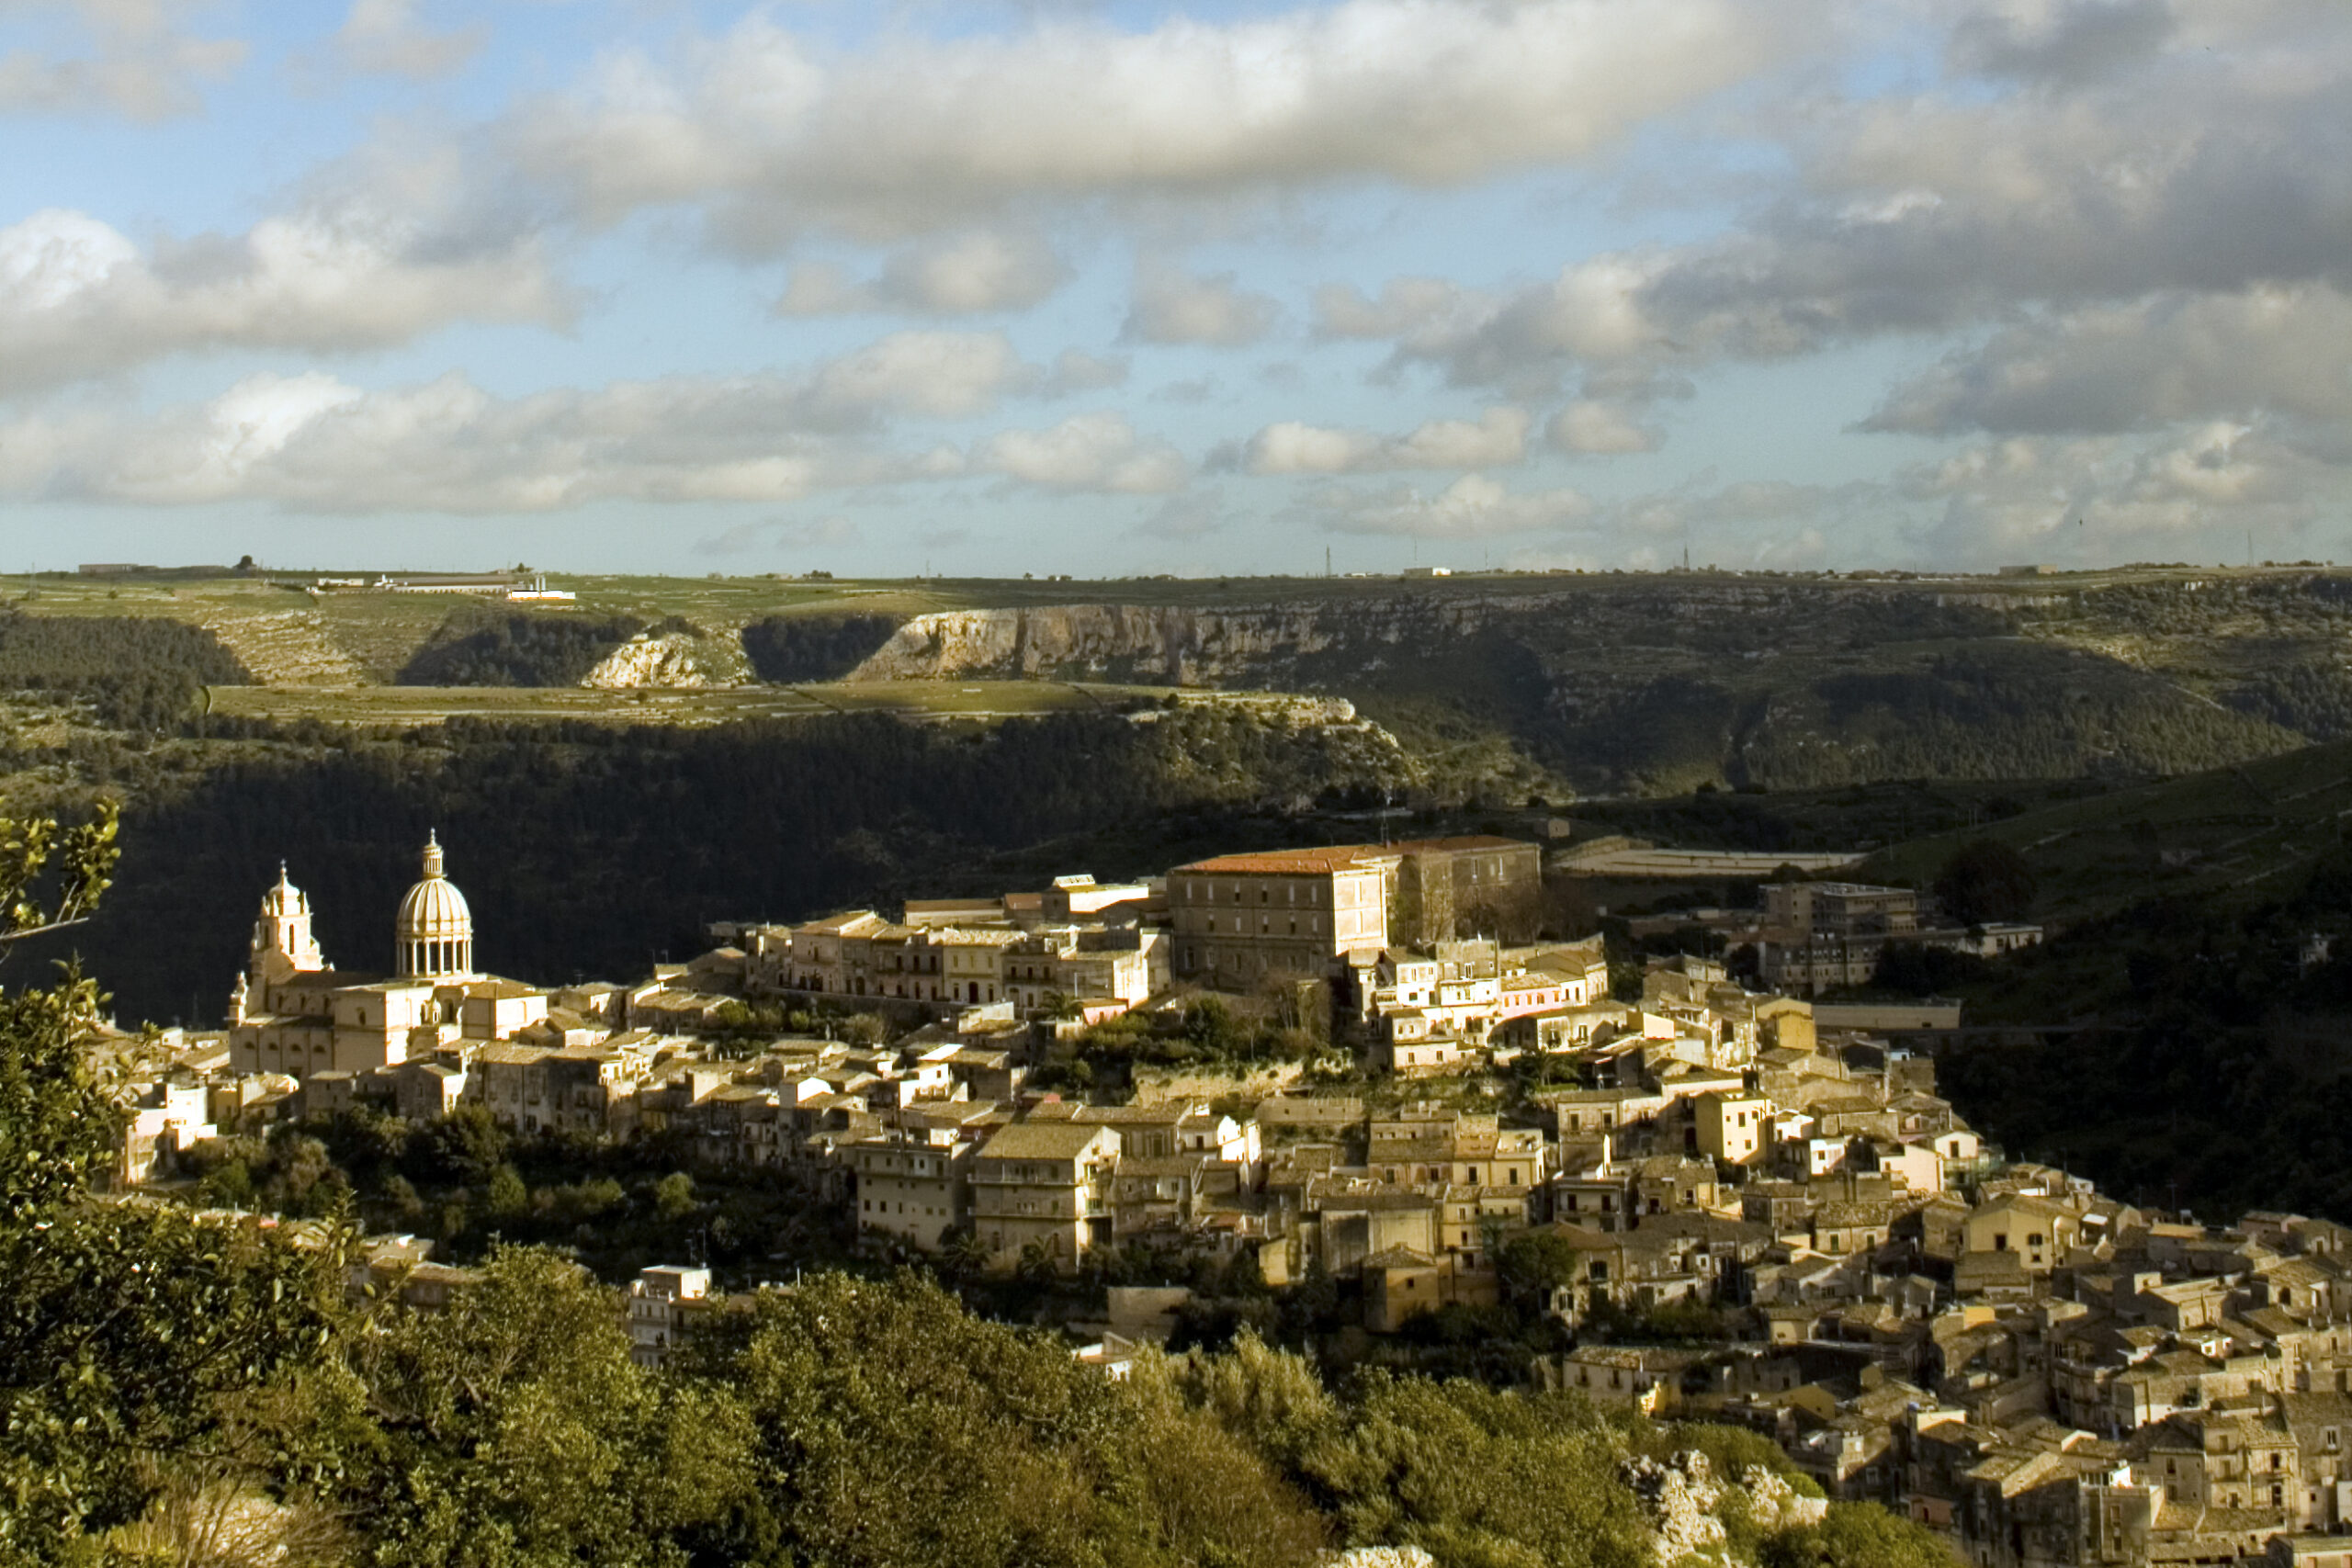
[249,863,326,987]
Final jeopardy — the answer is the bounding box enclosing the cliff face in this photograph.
[581,629,752,689]
[846,584,2326,795]
[850,599,1520,684]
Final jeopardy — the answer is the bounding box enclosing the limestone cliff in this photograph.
[581,629,752,689]
[848,599,1523,685]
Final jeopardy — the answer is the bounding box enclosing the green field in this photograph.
[205,680,1180,727]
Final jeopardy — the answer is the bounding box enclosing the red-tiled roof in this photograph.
[1173,845,1393,875]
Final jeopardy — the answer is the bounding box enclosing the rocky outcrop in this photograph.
[1619,1453,1828,1566]
[847,600,1525,686]
[1622,1451,1732,1563]
[582,630,752,689]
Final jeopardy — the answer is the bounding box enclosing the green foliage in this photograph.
[1929,848,2352,1218]
[2224,659,2352,740]
[1300,1374,1648,1568]
[1866,942,1994,997]
[653,1171,696,1221]
[35,706,1412,1024]
[739,612,903,682]
[0,609,248,729]
[727,1270,1326,1568]
[1759,1502,1958,1568]
[1933,838,2038,924]
[337,1247,757,1567]
[1495,1228,1584,1305]
[0,810,347,1556]
[397,611,652,686]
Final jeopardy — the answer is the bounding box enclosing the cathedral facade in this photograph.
[227,834,548,1079]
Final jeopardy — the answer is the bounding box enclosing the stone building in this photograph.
[1168,846,1396,985]
[228,836,546,1077]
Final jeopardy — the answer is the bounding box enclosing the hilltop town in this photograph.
[87,821,2352,1568]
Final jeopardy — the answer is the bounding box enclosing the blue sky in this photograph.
[1,0,2346,575]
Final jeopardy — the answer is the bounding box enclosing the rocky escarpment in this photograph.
[848,600,1525,686]
[581,628,753,689]
[842,587,2322,796]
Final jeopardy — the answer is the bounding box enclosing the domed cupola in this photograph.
[395,831,474,980]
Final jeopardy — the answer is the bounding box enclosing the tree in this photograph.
[337,1247,760,1565]
[0,804,350,1553]
[936,1224,991,1285]
[486,1162,529,1222]
[655,1170,698,1221]
[1015,1240,1059,1286]
[1933,839,2038,925]
[1496,1227,1586,1312]
[1758,1501,1958,1568]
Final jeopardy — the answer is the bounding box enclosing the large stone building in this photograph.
[1168,846,1397,984]
[227,835,547,1078]
[1387,836,1545,945]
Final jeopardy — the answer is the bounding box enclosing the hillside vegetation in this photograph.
[14,566,2352,794]
[396,609,654,686]
[14,705,1431,1023]
[1859,732,2352,921]
[0,608,248,729]
[1916,848,2352,1221]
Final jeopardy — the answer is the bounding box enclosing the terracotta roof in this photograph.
[1385,835,1535,855]
[1173,846,1395,875]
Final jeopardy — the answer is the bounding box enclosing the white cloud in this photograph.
[334,0,485,80]
[1333,4,2352,408]
[509,0,1778,242]
[1548,400,1658,455]
[808,331,1030,419]
[1308,472,1592,538]
[1900,423,2341,563]
[1242,407,1528,474]
[775,231,1068,316]
[1039,348,1128,397]
[0,335,1054,512]
[0,206,567,395]
[0,0,245,119]
[978,412,1189,493]
[1124,264,1278,347]
[1867,285,2352,435]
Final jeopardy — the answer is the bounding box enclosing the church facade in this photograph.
[227,834,548,1079]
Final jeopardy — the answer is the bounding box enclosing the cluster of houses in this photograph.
[121,829,2352,1565]
[1752,880,2041,995]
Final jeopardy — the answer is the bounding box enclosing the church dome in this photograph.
[395,832,474,979]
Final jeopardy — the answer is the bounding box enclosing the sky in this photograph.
[0,0,2346,577]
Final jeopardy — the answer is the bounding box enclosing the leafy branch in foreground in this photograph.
[0,803,350,1562]
[0,799,118,946]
